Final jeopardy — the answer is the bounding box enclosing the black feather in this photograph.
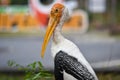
[54,51,95,80]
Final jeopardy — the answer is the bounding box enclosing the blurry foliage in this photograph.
[116,0,120,24]
[0,73,24,80]
[89,0,120,30]
[116,0,120,11]
[10,0,28,5]
[8,60,54,80]
[97,72,120,80]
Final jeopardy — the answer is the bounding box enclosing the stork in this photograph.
[41,3,98,80]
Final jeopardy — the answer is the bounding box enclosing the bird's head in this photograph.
[41,3,69,58]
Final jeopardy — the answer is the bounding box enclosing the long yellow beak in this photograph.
[41,16,59,58]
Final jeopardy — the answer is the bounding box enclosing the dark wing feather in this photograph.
[54,51,95,80]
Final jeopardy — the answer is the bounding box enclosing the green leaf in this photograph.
[32,73,41,80]
[7,60,16,67]
[37,61,43,70]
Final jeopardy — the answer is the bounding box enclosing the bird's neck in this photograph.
[53,24,64,44]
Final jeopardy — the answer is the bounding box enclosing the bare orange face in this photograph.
[41,3,65,58]
[51,3,65,19]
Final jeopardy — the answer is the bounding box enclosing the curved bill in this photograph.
[41,17,59,58]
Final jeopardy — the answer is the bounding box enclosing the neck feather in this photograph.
[53,22,64,44]
[52,7,68,44]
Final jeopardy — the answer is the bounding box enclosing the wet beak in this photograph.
[41,16,59,58]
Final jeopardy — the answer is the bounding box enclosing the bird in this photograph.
[41,3,98,80]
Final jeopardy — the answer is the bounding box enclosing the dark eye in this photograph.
[55,9,59,13]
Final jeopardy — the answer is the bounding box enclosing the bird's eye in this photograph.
[55,9,59,13]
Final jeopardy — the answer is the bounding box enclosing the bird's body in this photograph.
[52,28,98,80]
[41,3,98,80]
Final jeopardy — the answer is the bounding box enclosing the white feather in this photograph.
[63,71,77,80]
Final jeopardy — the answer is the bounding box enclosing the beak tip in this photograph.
[41,55,44,58]
[41,51,44,58]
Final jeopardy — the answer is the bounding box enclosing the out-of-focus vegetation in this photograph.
[0,72,120,80]
[10,0,28,5]
[7,60,53,80]
[0,32,42,37]
[97,72,120,80]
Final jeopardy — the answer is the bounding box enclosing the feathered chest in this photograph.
[51,39,80,58]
